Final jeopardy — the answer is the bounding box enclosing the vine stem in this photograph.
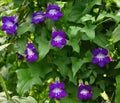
[0,72,11,100]
[96,18,112,26]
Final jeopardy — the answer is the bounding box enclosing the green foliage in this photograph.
[115,75,120,103]
[0,43,10,51]
[0,92,37,103]
[0,0,120,102]
[35,36,50,61]
[71,57,89,77]
[16,68,42,95]
[17,22,35,36]
[112,24,120,43]
[68,0,101,22]
[80,24,96,39]
[61,83,80,103]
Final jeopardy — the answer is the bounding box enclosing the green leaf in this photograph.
[67,69,77,85]
[80,24,96,39]
[85,50,93,62]
[116,0,120,7]
[0,36,6,44]
[16,68,42,95]
[56,1,66,8]
[67,26,81,53]
[61,83,81,103]
[68,0,101,22]
[71,57,89,77]
[93,34,109,48]
[17,22,35,36]
[60,96,81,103]
[0,92,7,103]
[0,43,10,51]
[115,62,120,69]
[12,0,24,7]
[14,38,27,54]
[79,70,92,79]
[115,75,120,103]
[96,80,105,90]
[68,38,80,53]
[77,14,95,23]
[35,36,50,61]
[12,96,37,103]
[92,86,102,100]
[68,26,81,38]
[89,75,95,84]
[27,61,52,78]
[112,24,120,43]
[53,55,70,77]
[97,11,120,23]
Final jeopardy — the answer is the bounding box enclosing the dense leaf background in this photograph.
[0,0,120,103]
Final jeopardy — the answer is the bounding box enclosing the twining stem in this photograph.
[96,18,112,26]
[0,72,11,100]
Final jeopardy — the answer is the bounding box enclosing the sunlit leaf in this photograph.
[12,96,37,103]
[80,24,96,39]
[0,43,10,51]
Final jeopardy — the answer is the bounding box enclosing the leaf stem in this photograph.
[0,72,11,100]
[96,18,112,26]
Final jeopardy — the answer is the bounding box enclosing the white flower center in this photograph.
[52,88,62,93]
[27,48,34,57]
[80,89,89,96]
[96,53,105,59]
[54,36,62,42]
[49,9,57,15]
[34,15,43,19]
[6,21,14,27]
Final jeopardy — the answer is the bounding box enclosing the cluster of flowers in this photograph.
[31,4,67,49]
[49,81,92,100]
[1,18,111,66]
[31,4,63,23]
[0,3,112,102]
[1,4,67,62]
[1,16,111,66]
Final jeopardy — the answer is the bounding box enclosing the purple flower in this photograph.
[92,48,110,67]
[1,16,18,35]
[32,12,45,24]
[17,53,24,60]
[46,4,63,21]
[24,42,38,63]
[50,29,67,48]
[78,84,92,100]
[49,81,66,100]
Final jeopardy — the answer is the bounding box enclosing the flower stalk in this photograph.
[0,72,11,100]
